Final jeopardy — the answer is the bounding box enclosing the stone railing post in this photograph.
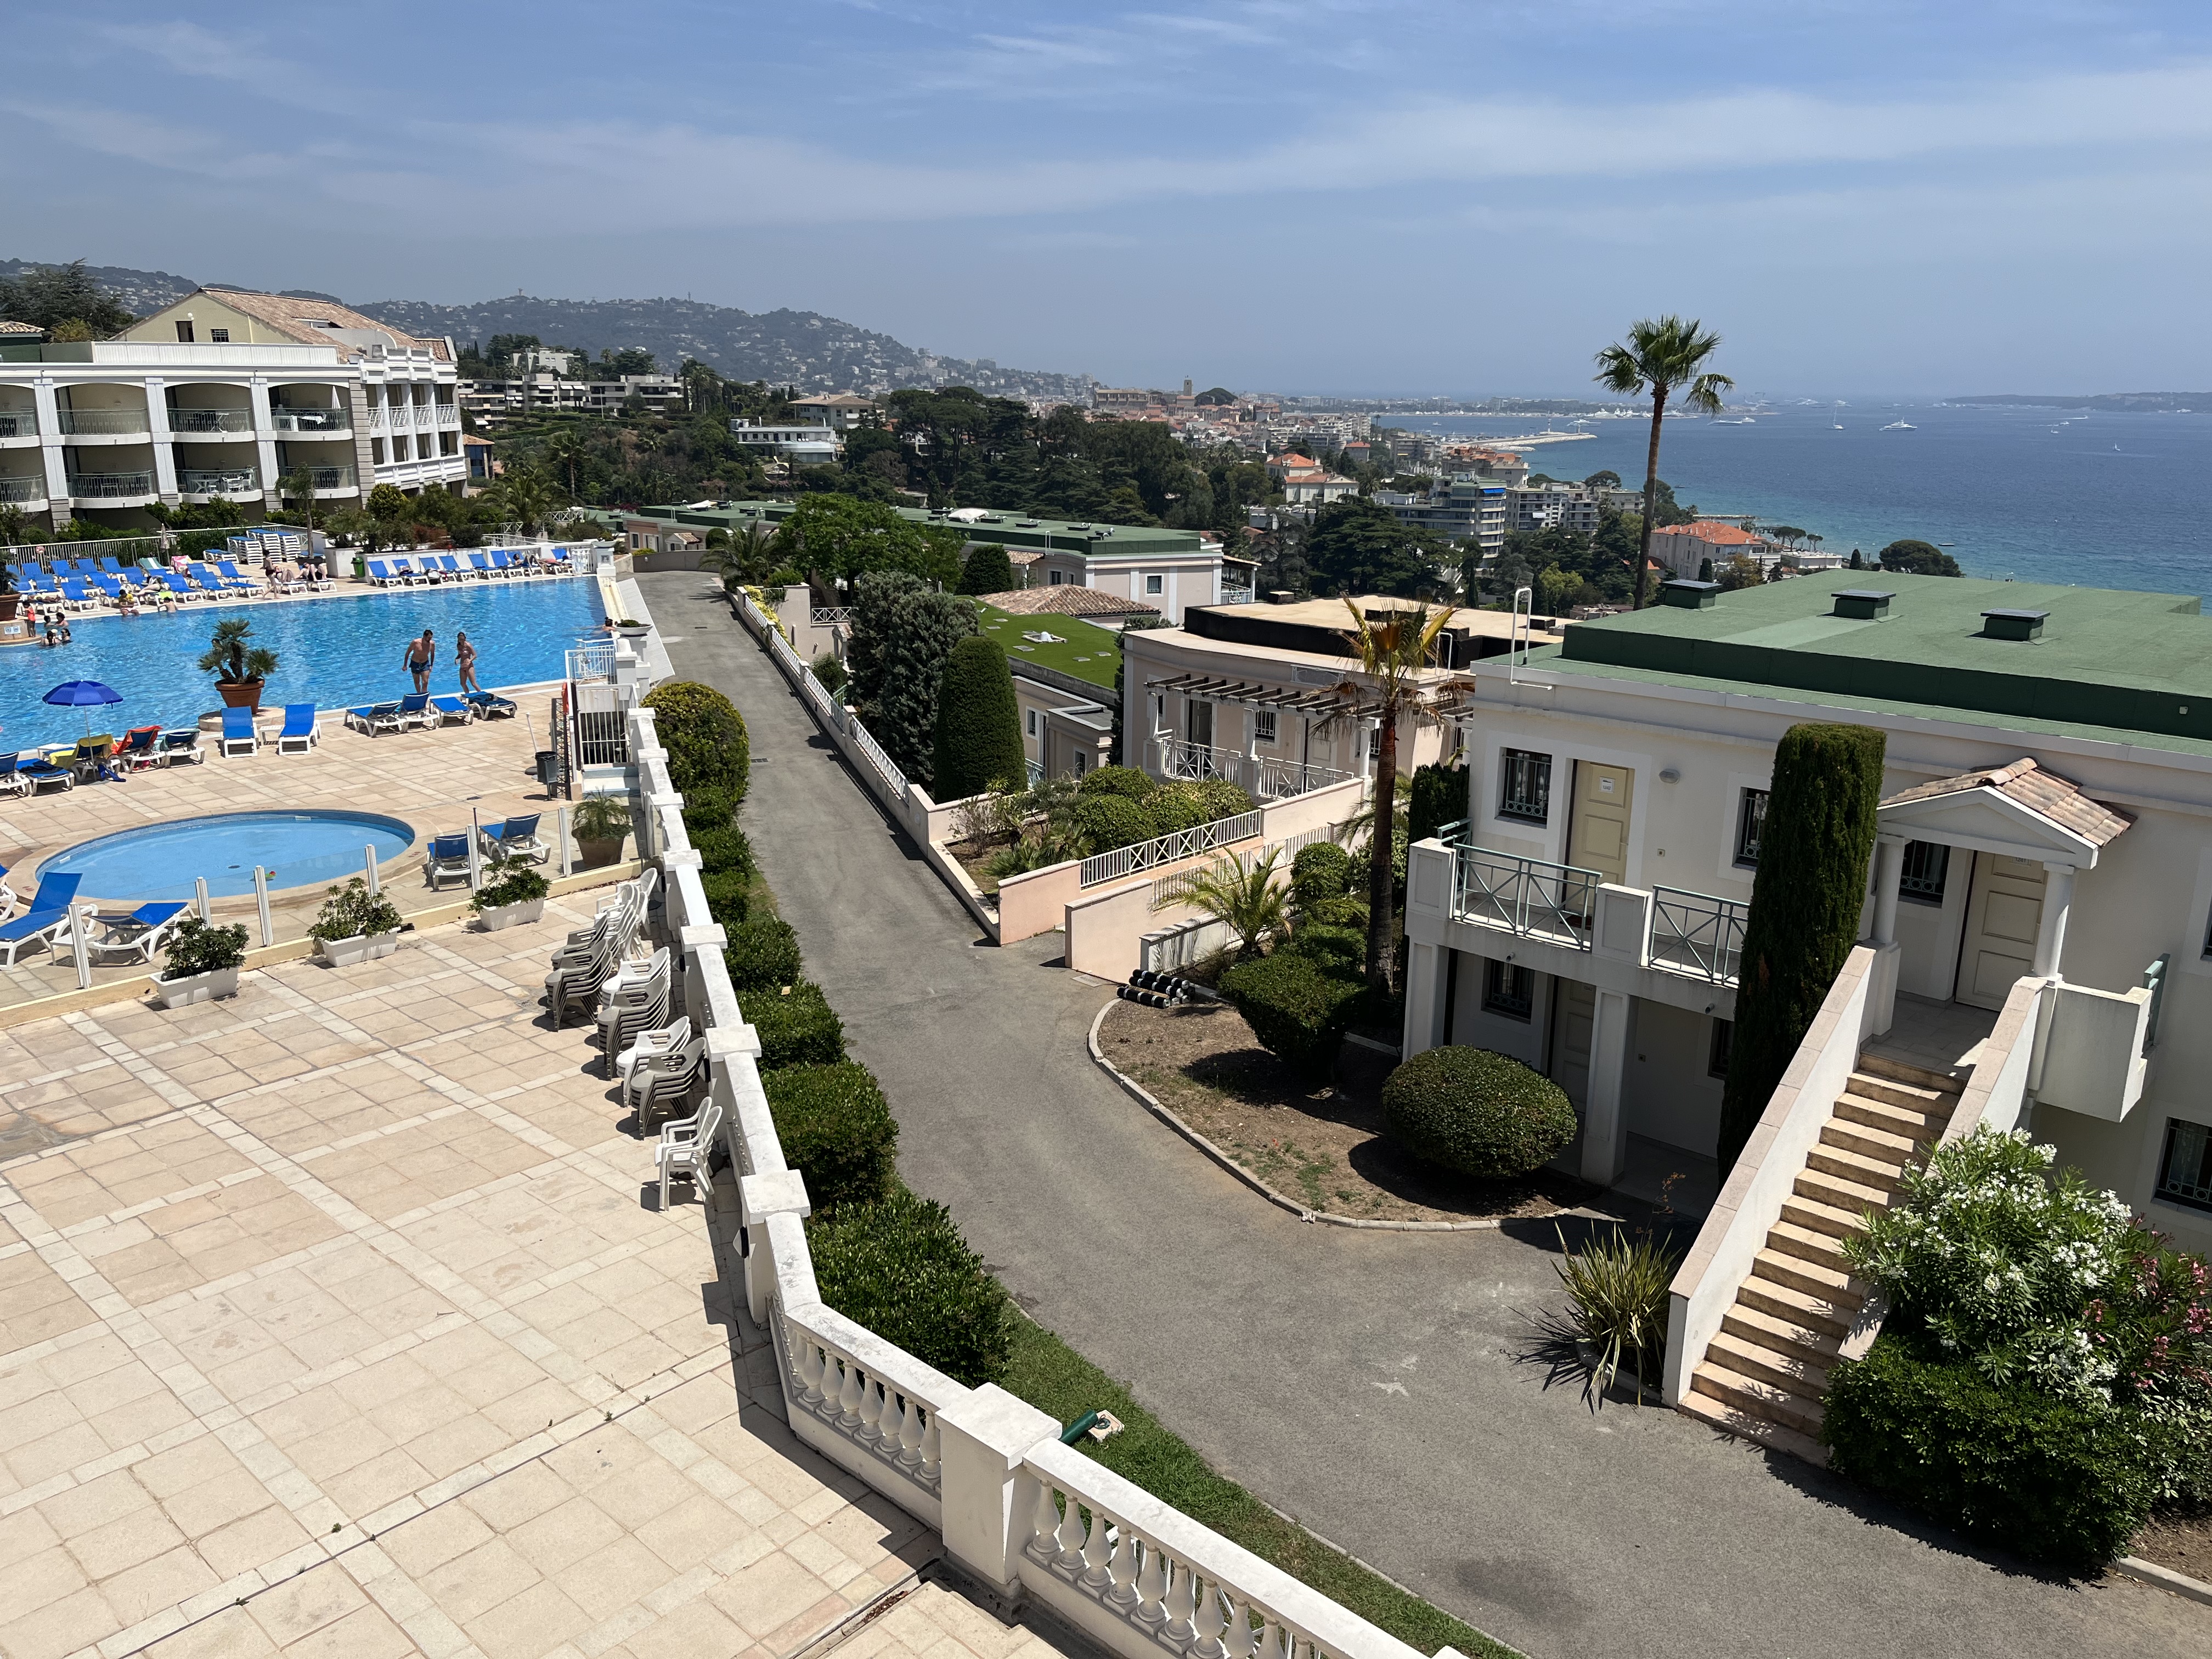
[738,1166,809,1328]
[934,1385,1060,1613]
[679,922,726,1026]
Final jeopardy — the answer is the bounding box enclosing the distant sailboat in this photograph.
[1881,420,1916,431]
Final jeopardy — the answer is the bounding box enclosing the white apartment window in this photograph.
[2158,1118,2212,1213]
[1026,709,1038,737]
[1483,960,1534,1021]
[1368,729,1381,759]
[1498,749,1551,823]
[1050,570,1064,585]
[1899,840,1950,905]
[208,328,229,343]
[1254,711,1277,743]
[174,321,194,343]
[1146,574,1163,595]
[1735,788,1770,866]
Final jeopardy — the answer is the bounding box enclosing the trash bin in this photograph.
[535,750,558,787]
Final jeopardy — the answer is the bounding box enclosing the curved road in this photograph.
[645,571,2208,1659]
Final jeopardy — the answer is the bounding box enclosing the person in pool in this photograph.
[404,629,437,693]
[455,630,481,695]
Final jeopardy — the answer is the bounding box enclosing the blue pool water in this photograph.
[0,580,603,752]
[41,810,416,902]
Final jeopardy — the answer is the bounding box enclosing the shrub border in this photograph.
[1086,1000,1508,1234]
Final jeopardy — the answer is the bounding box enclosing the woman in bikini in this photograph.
[455,631,481,695]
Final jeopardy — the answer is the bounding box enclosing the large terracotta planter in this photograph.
[577,837,624,870]
[0,592,20,623]
[217,680,266,713]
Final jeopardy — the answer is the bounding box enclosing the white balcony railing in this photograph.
[1648,884,1748,984]
[1153,737,1357,802]
[810,606,851,627]
[178,468,259,495]
[0,411,37,439]
[57,408,150,436]
[167,407,256,435]
[0,475,46,503]
[1080,809,1262,888]
[301,465,357,492]
[68,471,156,499]
[270,407,350,433]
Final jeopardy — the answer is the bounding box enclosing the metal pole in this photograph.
[467,808,483,889]
[252,866,273,947]
[71,905,91,990]
[195,877,211,922]
[558,806,572,876]
[365,845,380,897]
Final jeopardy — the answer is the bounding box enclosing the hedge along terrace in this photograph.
[651,673,1511,1658]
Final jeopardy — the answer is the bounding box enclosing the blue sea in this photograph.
[1390,402,2212,600]
[0,580,602,752]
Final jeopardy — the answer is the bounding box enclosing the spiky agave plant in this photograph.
[1554,1224,1682,1404]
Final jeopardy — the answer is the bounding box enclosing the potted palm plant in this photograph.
[469,855,550,931]
[200,618,279,713]
[308,877,404,966]
[571,795,630,869]
[150,916,249,1008]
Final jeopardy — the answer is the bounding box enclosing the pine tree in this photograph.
[932,636,1026,800]
[848,572,977,786]
[1718,723,1886,1171]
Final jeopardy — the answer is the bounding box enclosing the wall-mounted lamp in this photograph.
[1660,766,1681,783]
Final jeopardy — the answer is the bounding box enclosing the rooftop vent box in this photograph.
[1658,579,1720,610]
[1832,589,1895,620]
[1981,608,2049,641]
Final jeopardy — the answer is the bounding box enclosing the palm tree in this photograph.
[1331,600,1458,989]
[1593,316,1734,609]
[544,426,591,502]
[1163,850,1288,962]
[700,521,777,591]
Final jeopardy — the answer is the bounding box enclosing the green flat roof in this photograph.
[978,605,1120,689]
[1550,568,2212,752]
[640,499,1203,558]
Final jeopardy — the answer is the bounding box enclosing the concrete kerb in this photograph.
[1084,998,1512,1234]
[2113,1555,2212,1609]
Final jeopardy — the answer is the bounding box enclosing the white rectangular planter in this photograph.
[148,965,240,1008]
[474,896,547,932]
[318,932,403,968]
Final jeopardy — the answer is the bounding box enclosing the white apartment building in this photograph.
[1506,481,1601,535]
[464,374,685,419]
[0,288,466,526]
[728,420,842,466]
[1378,476,1508,556]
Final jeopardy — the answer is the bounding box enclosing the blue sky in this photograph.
[7,2,2212,396]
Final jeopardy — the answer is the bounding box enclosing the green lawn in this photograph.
[976,604,1121,690]
[1001,1318,1520,1659]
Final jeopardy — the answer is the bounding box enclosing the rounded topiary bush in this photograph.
[957,543,1017,597]
[725,915,803,993]
[932,634,1027,802]
[1287,922,1365,978]
[699,868,751,927]
[693,824,756,879]
[1141,782,1213,838]
[1220,950,1367,1076]
[1382,1045,1577,1179]
[1291,842,1353,911]
[682,788,737,840]
[1192,778,1256,822]
[643,681,752,805]
[1071,792,1152,856]
[808,1188,1012,1386]
[1077,765,1157,800]
[764,1062,898,1209]
[741,981,845,1071]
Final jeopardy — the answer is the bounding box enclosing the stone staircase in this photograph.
[1679,1054,1963,1463]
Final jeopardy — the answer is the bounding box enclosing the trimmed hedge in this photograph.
[693,824,756,879]
[1825,1334,2164,1571]
[682,789,738,839]
[1291,842,1353,912]
[699,868,751,927]
[1220,951,1367,1076]
[725,915,803,993]
[741,980,845,1071]
[1079,765,1158,800]
[642,680,751,806]
[1286,922,1365,978]
[1380,1045,1577,1179]
[957,543,1017,596]
[808,1188,1013,1387]
[1071,793,1152,857]
[764,1062,898,1209]
[932,634,1028,802]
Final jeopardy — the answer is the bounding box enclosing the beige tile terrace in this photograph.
[0,900,1069,1659]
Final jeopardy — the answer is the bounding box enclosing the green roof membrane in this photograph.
[1560,569,2212,747]
[976,604,1121,690]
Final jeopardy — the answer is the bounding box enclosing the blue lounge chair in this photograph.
[91,573,127,603]
[276,704,319,754]
[80,901,189,964]
[153,571,199,601]
[0,862,12,916]
[25,570,60,601]
[479,814,548,864]
[187,562,242,597]
[216,560,264,594]
[58,577,98,611]
[466,552,494,578]
[425,832,473,890]
[219,706,259,757]
[464,690,517,719]
[428,696,472,727]
[436,554,466,580]
[158,728,206,765]
[95,557,127,577]
[16,752,75,793]
[396,692,435,731]
[343,700,403,736]
[0,872,84,966]
[111,726,161,770]
[364,559,399,586]
[0,758,24,800]
[488,549,516,577]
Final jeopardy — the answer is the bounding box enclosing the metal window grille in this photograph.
[1899,839,1949,903]
[1254,711,1277,743]
[1735,788,1770,865]
[1482,959,1533,1020]
[2157,1118,2212,1214]
[1498,749,1551,823]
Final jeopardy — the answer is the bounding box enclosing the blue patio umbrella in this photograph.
[43,679,123,740]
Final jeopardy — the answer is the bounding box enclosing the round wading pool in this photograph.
[39,810,416,903]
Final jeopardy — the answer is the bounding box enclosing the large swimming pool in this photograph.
[0,579,603,752]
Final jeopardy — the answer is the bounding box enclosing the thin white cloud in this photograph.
[100,20,301,85]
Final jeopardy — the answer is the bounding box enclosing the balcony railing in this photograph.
[810,607,851,627]
[433,403,460,425]
[1649,885,1747,985]
[67,471,156,499]
[1080,809,1262,888]
[0,475,46,503]
[299,465,357,492]
[0,411,39,439]
[168,408,256,434]
[178,468,259,495]
[1154,737,1358,802]
[1450,843,1599,950]
[270,407,349,432]
[57,409,150,436]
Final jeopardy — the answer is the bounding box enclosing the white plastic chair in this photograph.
[656,1092,722,1208]
[616,1015,691,1088]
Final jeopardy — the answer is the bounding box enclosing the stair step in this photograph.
[1767,1219,1855,1272]
[1722,1301,1843,1362]
[1806,1142,1911,1193]
[1795,1165,1899,1216]
[1821,1116,1924,1164]
[1780,1192,1870,1241]
[1738,1275,1860,1339]
[1707,1331,1831,1398]
[1692,1361,1826,1437]
[1752,1245,1863,1302]
[1677,1388,1830,1467]
[1850,1059,1965,1105]
[1834,1091,1948,1141]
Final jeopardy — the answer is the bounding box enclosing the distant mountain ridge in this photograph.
[1949,392,2208,413]
[1,257,1093,402]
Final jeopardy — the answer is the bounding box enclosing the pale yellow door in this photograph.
[1567,761,1634,888]
[1956,853,2046,1011]
[1550,978,1595,1108]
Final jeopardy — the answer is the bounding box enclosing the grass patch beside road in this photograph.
[1002,1317,1520,1659]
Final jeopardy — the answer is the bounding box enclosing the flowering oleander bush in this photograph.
[1825,1126,2212,1566]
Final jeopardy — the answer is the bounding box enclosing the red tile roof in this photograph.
[980,586,1161,619]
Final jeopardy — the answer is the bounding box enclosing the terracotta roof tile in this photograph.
[979,586,1161,619]
[1883,758,2134,847]
[197,288,450,359]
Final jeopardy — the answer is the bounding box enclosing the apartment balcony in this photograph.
[178,467,261,501]
[0,474,48,505]
[0,410,38,443]
[433,403,460,427]
[1151,736,1359,801]
[296,464,358,498]
[56,408,151,439]
[67,471,157,503]
[269,406,351,435]
[167,407,257,437]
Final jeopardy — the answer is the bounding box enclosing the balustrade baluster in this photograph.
[1105,1517,1141,1607]
[1079,1499,1114,1588]
[835,1355,864,1427]
[1135,1538,1169,1625]
[797,1335,826,1405]
[1164,1560,1198,1644]
[1191,1578,1228,1659]
[1054,1488,1088,1570]
[918,1410,941,1479]
[896,1394,924,1467]
[1029,1480,1063,1558]
[856,1374,885,1443]
[1260,1618,1285,1659]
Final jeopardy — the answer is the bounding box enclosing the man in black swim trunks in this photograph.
[405,629,436,693]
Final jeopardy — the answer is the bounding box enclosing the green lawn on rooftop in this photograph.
[976,603,1121,690]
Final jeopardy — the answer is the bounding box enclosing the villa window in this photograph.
[1074,751,1087,776]
[1146,574,1164,595]
[1187,699,1213,748]
[209,329,229,343]
[1498,748,1551,824]
[1735,788,1770,866]
[1483,958,1534,1021]
[2157,1118,2212,1214]
[1051,570,1064,585]
[1026,709,1037,737]
[1253,710,1277,744]
[174,321,194,343]
[1709,1018,1733,1079]
[1899,840,1950,905]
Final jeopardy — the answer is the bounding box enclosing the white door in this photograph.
[1956,853,2046,1011]
[1549,978,1595,1108]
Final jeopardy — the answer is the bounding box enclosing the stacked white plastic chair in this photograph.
[543,870,658,1028]
[628,1024,708,1124]
[595,947,672,1075]
[656,1093,723,1210]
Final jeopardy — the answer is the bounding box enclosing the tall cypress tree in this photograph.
[957,543,1016,596]
[1718,722,1886,1172]
[932,636,1027,800]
